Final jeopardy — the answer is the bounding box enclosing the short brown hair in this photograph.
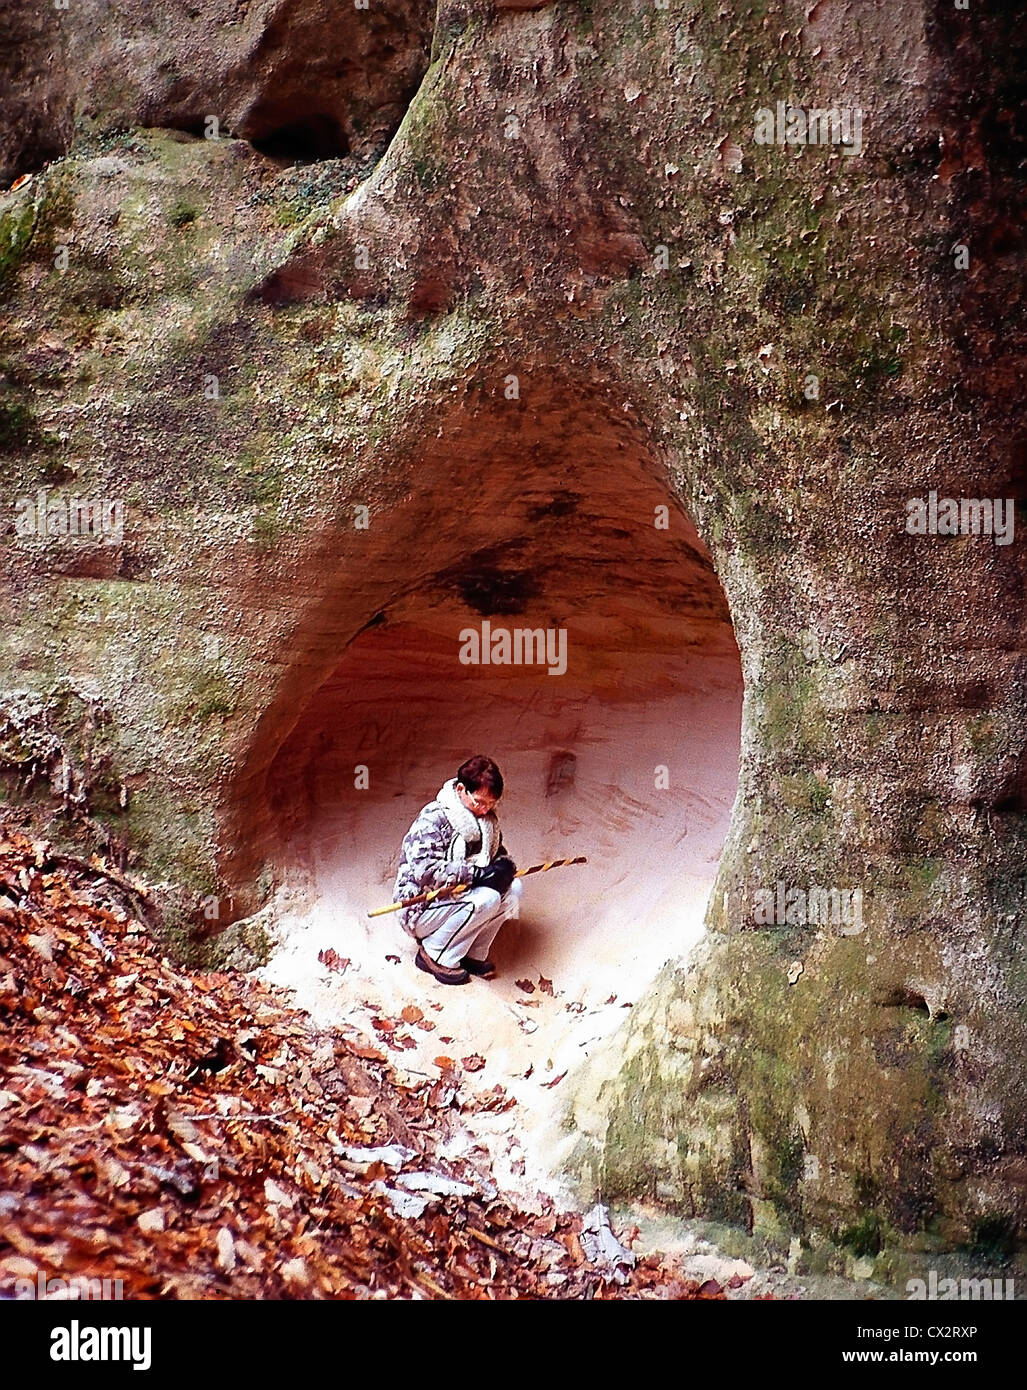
[456,754,504,798]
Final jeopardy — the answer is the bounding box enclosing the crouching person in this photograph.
[394,755,521,985]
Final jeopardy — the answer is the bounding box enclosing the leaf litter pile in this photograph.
[0,828,728,1300]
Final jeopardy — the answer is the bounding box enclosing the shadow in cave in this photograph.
[249,112,349,164]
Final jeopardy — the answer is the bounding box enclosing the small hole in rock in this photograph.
[250,113,349,164]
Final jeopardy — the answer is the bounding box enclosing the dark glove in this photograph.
[473,856,516,894]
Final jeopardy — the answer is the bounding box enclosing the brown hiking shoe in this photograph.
[461,956,497,979]
[415,945,469,985]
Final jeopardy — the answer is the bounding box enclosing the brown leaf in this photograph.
[428,1079,456,1108]
[317,949,350,975]
[542,1071,567,1089]
[461,1054,486,1073]
[434,1055,457,1071]
[561,1231,586,1264]
[538,976,554,996]
[514,978,534,993]
[400,1005,423,1024]
[478,1085,515,1113]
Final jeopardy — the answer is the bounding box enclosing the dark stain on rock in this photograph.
[526,490,582,522]
[445,557,543,616]
[545,750,576,797]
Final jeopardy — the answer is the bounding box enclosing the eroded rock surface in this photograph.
[1,0,1025,1260]
[1,0,433,182]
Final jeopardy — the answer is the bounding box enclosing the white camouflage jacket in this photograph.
[393,798,509,933]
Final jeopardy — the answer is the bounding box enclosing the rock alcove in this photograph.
[247,386,742,1182]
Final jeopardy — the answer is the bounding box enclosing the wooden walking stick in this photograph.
[367,856,587,917]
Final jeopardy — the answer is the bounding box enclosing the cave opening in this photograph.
[253,386,743,1178]
[248,111,349,164]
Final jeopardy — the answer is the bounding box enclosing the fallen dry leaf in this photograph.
[428,1078,456,1108]
[461,1054,486,1073]
[561,1230,586,1264]
[478,1085,515,1114]
[317,949,349,975]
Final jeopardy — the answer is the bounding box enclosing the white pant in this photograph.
[412,878,523,969]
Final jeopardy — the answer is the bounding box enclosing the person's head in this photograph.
[455,754,503,816]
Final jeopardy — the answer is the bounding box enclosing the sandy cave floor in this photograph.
[260,718,738,1201]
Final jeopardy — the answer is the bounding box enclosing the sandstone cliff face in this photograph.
[1,0,1024,1262]
[0,1,433,182]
